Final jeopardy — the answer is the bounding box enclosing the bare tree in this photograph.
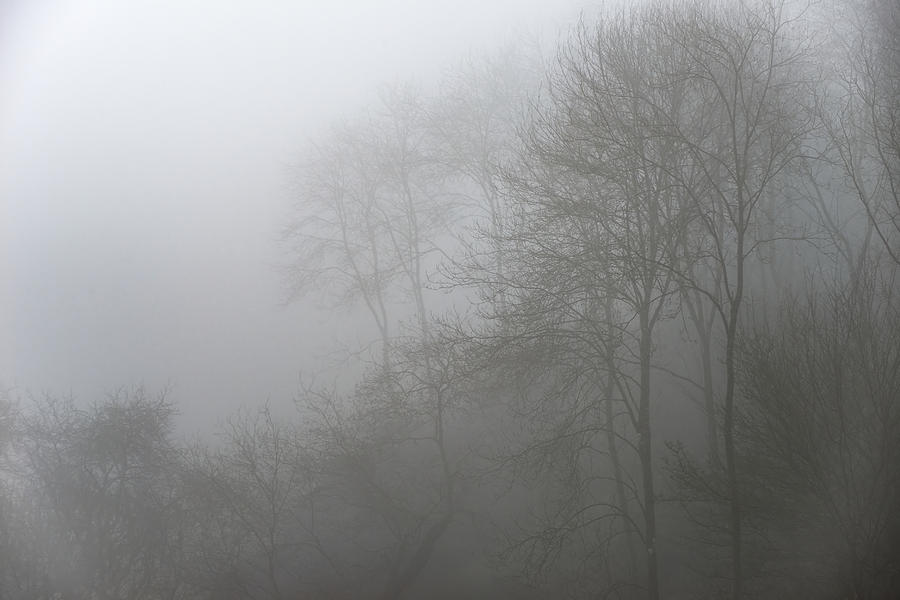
[446,6,708,597]
[190,405,333,600]
[724,264,899,597]
[284,84,458,367]
[658,3,816,595]
[295,330,476,600]
[823,0,900,265]
[16,388,185,600]
[283,117,400,364]
[283,76,486,599]
[428,40,545,282]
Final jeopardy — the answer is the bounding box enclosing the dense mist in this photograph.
[2,0,899,598]
[0,0,581,431]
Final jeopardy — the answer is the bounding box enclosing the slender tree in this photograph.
[449,7,702,596]
[824,0,900,265]
[660,3,815,595]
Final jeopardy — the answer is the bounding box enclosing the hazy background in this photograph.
[0,1,585,433]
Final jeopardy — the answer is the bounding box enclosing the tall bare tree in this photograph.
[17,389,185,600]
[284,118,400,364]
[730,264,900,597]
[660,3,816,595]
[450,6,704,597]
[824,0,900,265]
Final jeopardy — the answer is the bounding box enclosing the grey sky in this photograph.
[1,1,582,433]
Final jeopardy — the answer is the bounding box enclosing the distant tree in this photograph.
[295,328,478,600]
[824,0,900,265]
[449,5,704,597]
[283,117,400,362]
[283,84,455,368]
[674,263,900,598]
[657,3,815,595]
[283,74,497,599]
[186,405,336,600]
[16,388,185,600]
[428,40,544,283]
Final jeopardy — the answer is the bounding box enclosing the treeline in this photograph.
[2,0,899,598]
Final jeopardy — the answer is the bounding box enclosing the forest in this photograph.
[1,0,899,598]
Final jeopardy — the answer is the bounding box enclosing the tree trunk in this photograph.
[723,313,742,600]
[379,513,454,600]
[638,308,660,600]
[698,321,719,467]
[724,225,746,599]
[603,299,638,579]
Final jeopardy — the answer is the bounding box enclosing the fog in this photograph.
[1,0,581,431]
[2,1,898,598]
